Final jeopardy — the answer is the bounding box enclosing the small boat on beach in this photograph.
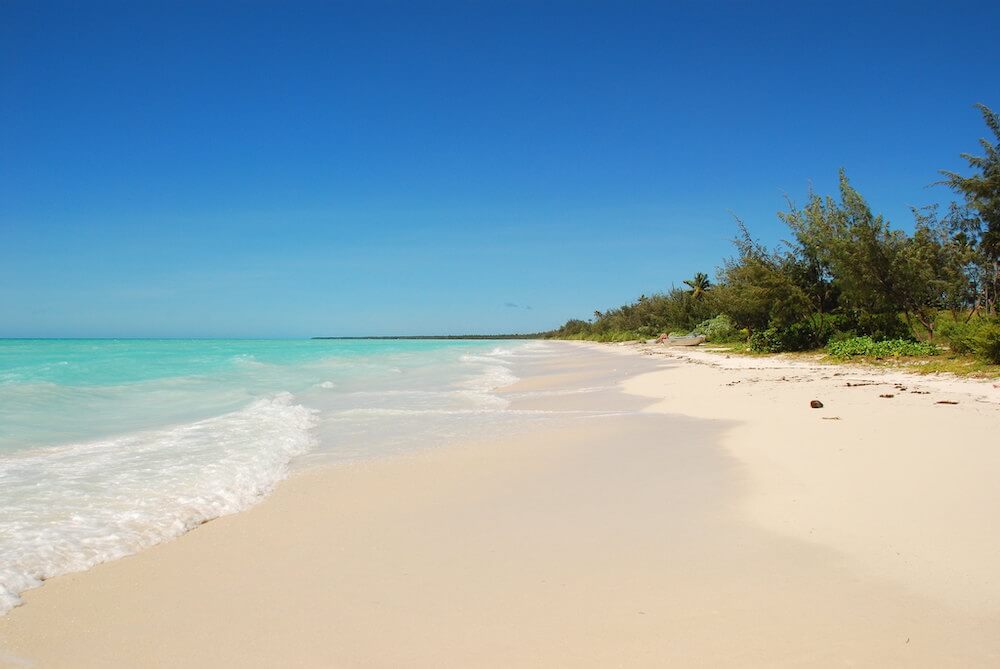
[654,333,706,346]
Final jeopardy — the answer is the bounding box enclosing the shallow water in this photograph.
[0,338,558,614]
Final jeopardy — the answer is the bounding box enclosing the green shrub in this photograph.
[748,328,784,353]
[827,328,859,344]
[748,320,827,353]
[692,314,739,342]
[785,320,826,350]
[976,323,1000,364]
[939,318,1000,362]
[826,336,939,358]
[939,319,979,354]
[847,312,913,341]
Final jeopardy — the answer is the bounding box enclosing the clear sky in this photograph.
[2,1,998,337]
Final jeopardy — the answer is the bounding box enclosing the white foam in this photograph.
[454,354,518,411]
[329,407,552,418]
[0,393,316,614]
[0,341,546,614]
[507,385,611,398]
[458,354,498,364]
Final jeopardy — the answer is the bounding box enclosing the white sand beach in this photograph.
[1,341,998,668]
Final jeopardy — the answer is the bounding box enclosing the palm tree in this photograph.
[683,272,712,299]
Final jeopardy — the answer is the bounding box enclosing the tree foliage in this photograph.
[939,103,1000,314]
[550,103,999,360]
[683,273,711,299]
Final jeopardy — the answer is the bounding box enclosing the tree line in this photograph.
[549,104,1000,364]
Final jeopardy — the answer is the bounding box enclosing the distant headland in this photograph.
[311,334,546,340]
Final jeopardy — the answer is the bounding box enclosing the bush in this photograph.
[939,318,1000,362]
[787,320,829,350]
[846,312,913,341]
[826,336,939,358]
[980,325,1000,364]
[939,319,979,354]
[748,320,827,353]
[748,328,784,353]
[827,328,859,344]
[692,315,739,342]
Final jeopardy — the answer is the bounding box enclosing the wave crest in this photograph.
[0,393,316,614]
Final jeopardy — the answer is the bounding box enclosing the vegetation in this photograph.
[827,337,939,359]
[683,272,712,300]
[691,314,738,342]
[548,103,1000,372]
[939,103,1000,315]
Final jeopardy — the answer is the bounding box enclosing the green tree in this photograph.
[885,217,956,339]
[714,220,811,335]
[683,273,712,299]
[771,171,968,340]
[778,191,842,341]
[939,103,1000,313]
[794,171,969,340]
[800,171,912,338]
[909,205,977,324]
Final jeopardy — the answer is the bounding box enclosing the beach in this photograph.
[1,341,999,667]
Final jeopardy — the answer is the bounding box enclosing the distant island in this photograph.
[312,334,545,340]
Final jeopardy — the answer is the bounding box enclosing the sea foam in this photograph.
[0,393,315,614]
[0,338,543,615]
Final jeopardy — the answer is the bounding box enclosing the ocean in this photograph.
[0,338,547,614]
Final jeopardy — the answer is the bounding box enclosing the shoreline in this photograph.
[2,342,998,667]
[0,339,527,616]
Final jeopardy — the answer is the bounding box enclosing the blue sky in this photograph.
[2,1,998,337]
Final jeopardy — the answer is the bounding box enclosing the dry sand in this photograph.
[1,342,998,667]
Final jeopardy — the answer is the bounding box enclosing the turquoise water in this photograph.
[0,338,540,613]
[0,339,513,452]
